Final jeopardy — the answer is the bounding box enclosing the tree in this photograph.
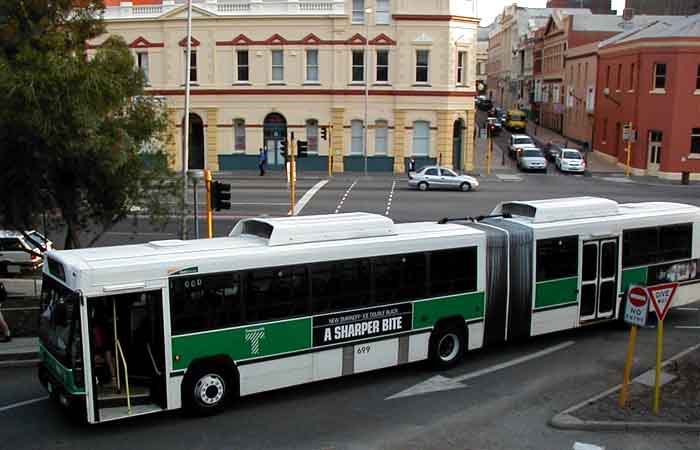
[0,0,181,249]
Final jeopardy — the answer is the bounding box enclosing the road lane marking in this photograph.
[335,179,358,214]
[385,181,396,216]
[386,340,575,400]
[294,179,328,215]
[675,326,700,329]
[676,307,699,311]
[0,396,49,413]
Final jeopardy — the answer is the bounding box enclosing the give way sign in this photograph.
[648,283,679,321]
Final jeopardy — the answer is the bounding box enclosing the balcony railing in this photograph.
[105,0,344,18]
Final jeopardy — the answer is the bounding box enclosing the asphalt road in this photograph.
[5,141,700,450]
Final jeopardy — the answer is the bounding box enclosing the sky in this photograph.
[478,0,626,26]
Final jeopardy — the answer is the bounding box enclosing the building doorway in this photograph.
[648,130,662,176]
[452,119,464,170]
[182,113,205,170]
[263,113,288,166]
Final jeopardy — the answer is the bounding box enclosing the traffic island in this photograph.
[550,344,700,432]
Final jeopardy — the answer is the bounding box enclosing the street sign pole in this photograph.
[625,122,633,177]
[647,282,679,415]
[205,169,213,238]
[619,285,649,408]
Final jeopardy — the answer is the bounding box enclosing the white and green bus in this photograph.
[37,197,700,423]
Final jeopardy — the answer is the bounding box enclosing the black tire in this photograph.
[418,181,429,191]
[428,324,466,370]
[460,182,471,192]
[182,364,232,416]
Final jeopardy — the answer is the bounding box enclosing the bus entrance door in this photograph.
[87,290,166,423]
[580,239,618,322]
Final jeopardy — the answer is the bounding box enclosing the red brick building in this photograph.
[594,15,700,179]
[625,0,700,15]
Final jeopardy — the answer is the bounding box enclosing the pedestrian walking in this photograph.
[0,282,10,343]
[407,157,416,178]
[258,148,267,176]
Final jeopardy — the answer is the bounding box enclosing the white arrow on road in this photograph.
[386,340,575,400]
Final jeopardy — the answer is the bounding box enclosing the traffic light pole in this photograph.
[290,136,297,216]
[327,125,333,177]
[205,169,213,238]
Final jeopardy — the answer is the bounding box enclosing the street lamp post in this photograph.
[363,7,372,177]
[181,0,193,240]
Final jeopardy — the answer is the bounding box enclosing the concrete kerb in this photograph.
[549,342,700,432]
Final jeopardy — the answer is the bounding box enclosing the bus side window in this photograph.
[536,236,578,281]
[429,247,477,297]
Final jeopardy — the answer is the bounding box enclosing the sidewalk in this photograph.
[0,337,39,368]
[526,123,622,175]
[550,343,700,432]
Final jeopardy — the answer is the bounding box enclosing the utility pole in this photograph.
[487,126,493,176]
[625,122,633,177]
[289,132,297,215]
[180,0,193,240]
[363,7,372,177]
[205,169,213,238]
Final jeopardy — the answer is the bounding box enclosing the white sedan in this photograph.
[556,149,586,173]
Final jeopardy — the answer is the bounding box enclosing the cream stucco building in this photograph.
[89,0,480,173]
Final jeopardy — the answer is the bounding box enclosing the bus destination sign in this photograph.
[312,303,412,347]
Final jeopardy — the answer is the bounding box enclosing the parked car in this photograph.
[556,149,586,173]
[408,166,480,192]
[0,230,53,272]
[543,141,565,162]
[476,96,492,111]
[508,134,535,159]
[486,117,502,136]
[516,146,548,172]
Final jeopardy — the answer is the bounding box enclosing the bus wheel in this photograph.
[428,325,466,370]
[183,366,230,416]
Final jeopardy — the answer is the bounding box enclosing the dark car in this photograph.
[543,141,565,162]
[477,96,492,111]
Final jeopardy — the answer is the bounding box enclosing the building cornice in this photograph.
[392,14,480,24]
[146,88,477,97]
[215,32,397,46]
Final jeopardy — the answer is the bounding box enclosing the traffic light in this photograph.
[297,140,308,158]
[321,127,328,141]
[211,180,231,211]
[280,139,289,161]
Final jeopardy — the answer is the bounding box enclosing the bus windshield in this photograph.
[39,275,80,366]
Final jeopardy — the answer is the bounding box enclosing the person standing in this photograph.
[0,282,10,342]
[258,148,267,176]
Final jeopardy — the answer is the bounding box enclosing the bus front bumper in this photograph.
[38,363,86,412]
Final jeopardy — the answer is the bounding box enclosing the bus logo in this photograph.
[245,328,266,355]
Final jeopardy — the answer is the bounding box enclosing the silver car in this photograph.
[516,147,548,172]
[408,166,480,192]
[0,230,52,273]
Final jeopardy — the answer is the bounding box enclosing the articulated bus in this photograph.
[37,197,700,423]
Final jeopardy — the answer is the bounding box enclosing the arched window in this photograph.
[306,119,319,154]
[351,120,363,155]
[375,120,388,155]
[412,121,429,156]
[234,119,246,152]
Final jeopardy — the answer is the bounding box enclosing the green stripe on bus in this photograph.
[171,318,312,370]
[39,343,85,395]
[535,277,578,309]
[622,267,648,293]
[412,292,485,329]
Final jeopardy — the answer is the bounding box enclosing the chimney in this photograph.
[622,7,634,21]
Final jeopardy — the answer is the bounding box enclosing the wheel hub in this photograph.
[195,374,225,406]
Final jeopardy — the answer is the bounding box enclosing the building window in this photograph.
[306,49,319,82]
[602,118,608,142]
[306,119,319,154]
[351,120,363,155]
[234,119,246,152]
[629,63,635,90]
[696,65,700,90]
[375,120,388,155]
[376,0,390,24]
[415,50,429,83]
[352,50,364,82]
[457,51,467,85]
[352,0,364,23]
[653,63,666,90]
[617,63,622,90]
[271,50,284,81]
[184,50,197,83]
[412,121,430,156]
[237,50,249,82]
[137,52,149,84]
[605,65,610,87]
[376,50,389,82]
[692,128,700,154]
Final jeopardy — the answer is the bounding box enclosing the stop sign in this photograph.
[629,286,648,308]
